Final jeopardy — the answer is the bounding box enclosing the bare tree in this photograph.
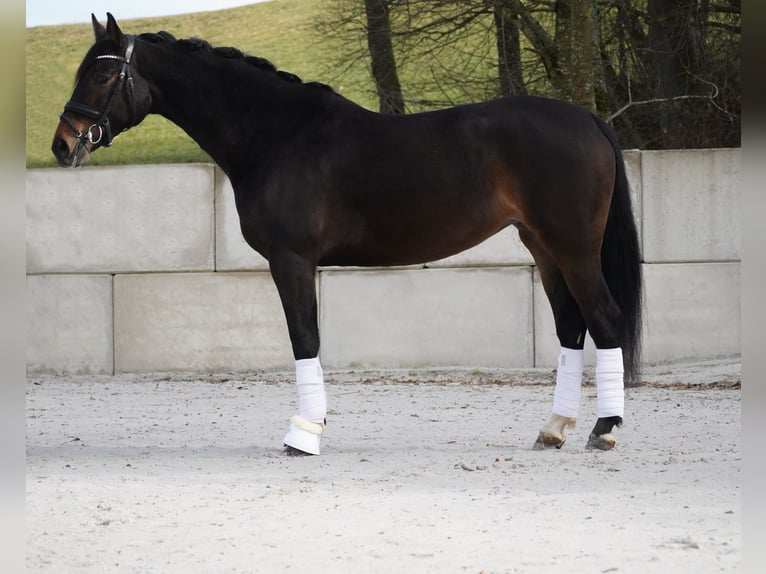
[554,0,596,111]
[493,2,526,96]
[317,0,740,148]
[364,0,406,113]
[602,0,740,148]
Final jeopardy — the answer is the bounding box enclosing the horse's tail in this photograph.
[593,114,643,385]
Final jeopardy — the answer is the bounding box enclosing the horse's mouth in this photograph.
[57,142,91,168]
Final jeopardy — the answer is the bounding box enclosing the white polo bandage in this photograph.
[295,357,326,424]
[595,347,624,418]
[552,347,584,418]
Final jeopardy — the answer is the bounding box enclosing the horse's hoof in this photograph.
[283,445,314,456]
[533,431,565,450]
[282,415,324,455]
[532,414,576,450]
[586,432,616,451]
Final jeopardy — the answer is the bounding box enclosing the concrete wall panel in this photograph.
[114,273,292,372]
[26,275,113,374]
[642,262,740,364]
[26,165,215,273]
[25,149,741,374]
[623,150,643,252]
[319,267,534,369]
[642,148,740,262]
[534,263,740,369]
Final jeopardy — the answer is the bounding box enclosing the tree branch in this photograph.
[502,0,559,77]
[606,75,734,123]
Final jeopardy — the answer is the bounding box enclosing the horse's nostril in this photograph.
[52,137,70,162]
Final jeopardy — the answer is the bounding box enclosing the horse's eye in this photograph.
[94,73,110,86]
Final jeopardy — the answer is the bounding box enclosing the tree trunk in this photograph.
[646,0,708,145]
[591,4,609,116]
[554,0,596,111]
[364,0,405,114]
[493,4,526,97]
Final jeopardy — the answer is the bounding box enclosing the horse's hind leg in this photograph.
[518,227,587,450]
[556,262,625,451]
[268,250,327,455]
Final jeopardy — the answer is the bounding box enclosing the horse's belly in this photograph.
[321,216,512,267]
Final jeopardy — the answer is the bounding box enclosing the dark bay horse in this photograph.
[52,14,642,455]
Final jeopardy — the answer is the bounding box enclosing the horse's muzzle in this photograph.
[51,132,90,168]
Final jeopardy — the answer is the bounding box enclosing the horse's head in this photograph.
[52,13,152,167]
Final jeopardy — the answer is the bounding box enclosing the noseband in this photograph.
[60,35,136,149]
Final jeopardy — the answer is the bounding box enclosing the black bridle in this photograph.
[60,35,136,149]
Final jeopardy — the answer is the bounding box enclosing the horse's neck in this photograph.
[141,46,317,176]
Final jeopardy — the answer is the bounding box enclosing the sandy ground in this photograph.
[27,359,741,573]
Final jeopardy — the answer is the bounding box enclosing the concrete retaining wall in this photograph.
[26,149,741,374]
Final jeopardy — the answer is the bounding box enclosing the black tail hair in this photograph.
[593,114,643,385]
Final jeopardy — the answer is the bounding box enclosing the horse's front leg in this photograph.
[269,250,326,455]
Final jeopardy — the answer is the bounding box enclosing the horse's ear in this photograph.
[92,14,107,41]
[105,12,127,50]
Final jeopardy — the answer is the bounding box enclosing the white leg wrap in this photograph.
[295,357,326,424]
[595,347,624,418]
[552,347,584,418]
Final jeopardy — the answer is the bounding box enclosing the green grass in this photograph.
[27,0,505,168]
[26,0,379,168]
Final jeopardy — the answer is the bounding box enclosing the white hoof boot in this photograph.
[283,415,324,455]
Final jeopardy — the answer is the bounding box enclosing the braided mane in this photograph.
[137,31,334,92]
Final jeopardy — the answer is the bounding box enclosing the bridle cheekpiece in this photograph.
[60,34,137,149]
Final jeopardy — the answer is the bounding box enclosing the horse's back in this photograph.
[304,97,614,266]
[329,96,613,195]
[235,94,617,267]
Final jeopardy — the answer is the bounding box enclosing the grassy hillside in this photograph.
[26,0,377,167]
